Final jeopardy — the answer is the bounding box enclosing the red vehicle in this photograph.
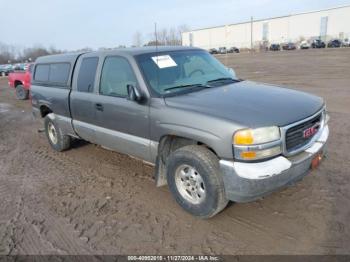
[8,63,33,100]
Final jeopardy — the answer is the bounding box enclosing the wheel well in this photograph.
[40,105,52,118]
[154,135,217,187]
[14,80,23,87]
[158,135,217,164]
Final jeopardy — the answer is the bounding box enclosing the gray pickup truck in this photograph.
[31,46,329,218]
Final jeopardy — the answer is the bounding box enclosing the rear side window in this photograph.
[34,63,71,86]
[77,57,99,92]
[34,64,50,82]
[49,63,70,84]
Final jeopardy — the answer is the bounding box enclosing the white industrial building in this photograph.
[182,5,350,50]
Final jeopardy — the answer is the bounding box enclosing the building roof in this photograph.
[184,4,350,33]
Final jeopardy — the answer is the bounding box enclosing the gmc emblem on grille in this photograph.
[303,123,320,139]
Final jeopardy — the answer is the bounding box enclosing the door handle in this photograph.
[95,103,104,111]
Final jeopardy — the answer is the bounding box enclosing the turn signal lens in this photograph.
[239,146,282,160]
[240,151,256,159]
[234,130,254,145]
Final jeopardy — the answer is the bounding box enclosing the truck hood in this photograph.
[164,81,324,127]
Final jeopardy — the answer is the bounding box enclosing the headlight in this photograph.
[234,126,280,145]
[233,126,282,161]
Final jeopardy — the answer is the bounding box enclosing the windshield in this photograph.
[136,50,237,96]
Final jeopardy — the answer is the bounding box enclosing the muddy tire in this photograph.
[166,145,228,219]
[15,85,29,100]
[44,115,71,152]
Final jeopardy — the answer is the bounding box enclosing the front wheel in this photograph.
[44,115,71,152]
[15,85,29,100]
[166,145,228,219]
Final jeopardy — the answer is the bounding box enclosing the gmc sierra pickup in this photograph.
[31,46,329,218]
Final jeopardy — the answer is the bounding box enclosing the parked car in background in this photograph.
[0,65,6,76]
[342,38,350,47]
[327,39,342,48]
[227,47,240,53]
[218,47,227,54]
[282,42,297,50]
[13,63,26,71]
[299,41,310,49]
[269,44,281,51]
[311,39,326,48]
[30,46,329,218]
[209,48,218,54]
[0,64,14,76]
[8,63,33,100]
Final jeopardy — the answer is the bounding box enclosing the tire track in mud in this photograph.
[18,134,198,254]
[0,109,97,254]
[16,132,164,254]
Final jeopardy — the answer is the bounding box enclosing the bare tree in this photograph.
[177,24,190,45]
[143,24,190,46]
[168,27,178,45]
[0,42,16,64]
[20,46,51,62]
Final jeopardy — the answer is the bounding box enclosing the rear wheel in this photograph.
[166,145,228,219]
[44,115,71,152]
[15,85,29,100]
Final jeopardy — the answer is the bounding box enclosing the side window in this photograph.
[49,63,70,84]
[77,57,99,92]
[34,64,50,82]
[34,63,70,85]
[100,56,137,97]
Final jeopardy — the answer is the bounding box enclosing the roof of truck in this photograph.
[34,46,202,64]
[35,52,86,64]
[98,46,201,55]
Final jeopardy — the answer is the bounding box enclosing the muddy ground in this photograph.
[0,48,349,255]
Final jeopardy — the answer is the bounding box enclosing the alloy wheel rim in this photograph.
[48,122,58,144]
[175,164,206,205]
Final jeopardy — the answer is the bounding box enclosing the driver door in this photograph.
[93,55,151,162]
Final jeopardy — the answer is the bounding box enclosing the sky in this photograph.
[1,0,350,50]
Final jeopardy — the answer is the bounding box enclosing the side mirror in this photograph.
[227,67,237,78]
[127,84,142,102]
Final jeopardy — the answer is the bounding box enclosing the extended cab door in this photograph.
[92,55,151,162]
[70,54,100,143]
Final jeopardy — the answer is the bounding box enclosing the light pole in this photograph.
[250,16,253,52]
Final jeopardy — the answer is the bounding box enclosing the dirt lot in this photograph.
[0,48,349,255]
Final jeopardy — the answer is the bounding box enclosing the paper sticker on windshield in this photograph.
[152,55,177,69]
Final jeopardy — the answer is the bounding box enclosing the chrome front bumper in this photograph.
[220,125,329,203]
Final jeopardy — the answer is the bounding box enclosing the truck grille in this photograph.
[285,113,322,152]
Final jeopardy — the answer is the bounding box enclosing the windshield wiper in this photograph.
[206,77,239,84]
[163,83,211,92]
